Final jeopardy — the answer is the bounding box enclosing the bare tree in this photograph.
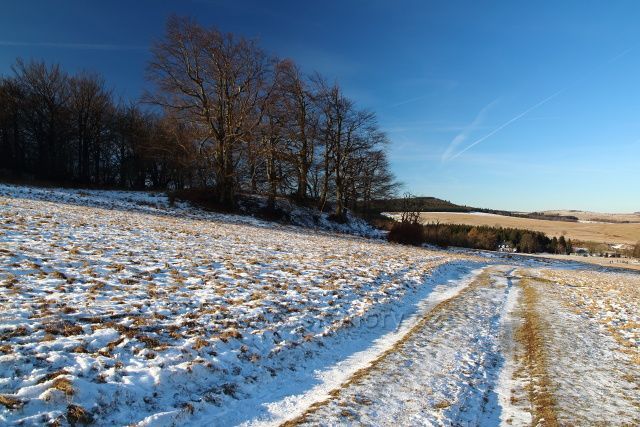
[400,192,421,224]
[13,59,71,180]
[1,20,398,213]
[313,78,346,213]
[276,60,318,201]
[146,15,272,206]
[68,72,112,182]
[0,77,25,174]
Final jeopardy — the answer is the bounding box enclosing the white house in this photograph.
[498,242,516,253]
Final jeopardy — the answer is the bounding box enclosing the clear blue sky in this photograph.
[1,0,638,212]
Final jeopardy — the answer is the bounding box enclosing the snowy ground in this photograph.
[1,184,638,426]
[291,266,516,426]
[516,268,640,425]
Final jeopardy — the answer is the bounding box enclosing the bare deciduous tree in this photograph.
[146,15,272,206]
[0,17,398,217]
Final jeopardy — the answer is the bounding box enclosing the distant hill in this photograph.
[366,196,471,214]
[366,197,579,222]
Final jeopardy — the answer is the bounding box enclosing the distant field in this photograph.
[414,212,640,245]
[542,210,640,223]
[525,253,640,271]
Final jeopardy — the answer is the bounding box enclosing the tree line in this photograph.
[0,60,179,189]
[388,220,573,254]
[0,16,397,216]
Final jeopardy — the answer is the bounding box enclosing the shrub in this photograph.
[633,241,640,258]
[387,221,424,246]
[169,188,236,212]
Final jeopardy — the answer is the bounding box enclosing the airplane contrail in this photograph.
[442,99,498,162]
[447,48,633,161]
[0,41,146,51]
[448,89,565,160]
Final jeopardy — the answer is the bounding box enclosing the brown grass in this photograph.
[51,377,74,396]
[49,271,68,280]
[67,404,92,425]
[2,274,18,287]
[515,278,559,426]
[416,212,640,245]
[542,210,640,224]
[0,394,24,410]
[1,325,28,339]
[37,369,70,384]
[217,328,243,342]
[137,335,161,348]
[193,337,209,350]
[44,322,84,337]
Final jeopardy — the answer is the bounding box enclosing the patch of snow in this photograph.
[495,281,531,426]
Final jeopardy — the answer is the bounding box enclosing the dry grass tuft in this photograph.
[0,394,24,410]
[434,400,451,409]
[37,369,70,384]
[137,335,161,348]
[49,271,68,280]
[111,264,125,272]
[2,325,28,339]
[193,337,208,350]
[44,322,84,337]
[2,274,18,287]
[67,404,92,425]
[51,378,74,396]
[217,328,243,342]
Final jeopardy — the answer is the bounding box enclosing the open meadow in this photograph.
[542,210,640,224]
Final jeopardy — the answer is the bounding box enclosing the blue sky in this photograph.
[1,0,639,212]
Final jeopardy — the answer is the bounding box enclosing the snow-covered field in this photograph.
[0,185,470,425]
[1,184,638,426]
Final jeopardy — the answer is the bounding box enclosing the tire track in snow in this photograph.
[224,264,487,427]
[513,273,640,426]
[281,266,517,426]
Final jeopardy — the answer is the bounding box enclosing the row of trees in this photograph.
[0,60,192,189]
[146,16,396,214]
[0,16,397,216]
[388,217,572,254]
[420,223,562,253]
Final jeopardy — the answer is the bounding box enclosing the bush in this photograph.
[327,213,348,224]
[255,205,290,222]
[169,188,236,212]
[387,222,424,246]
